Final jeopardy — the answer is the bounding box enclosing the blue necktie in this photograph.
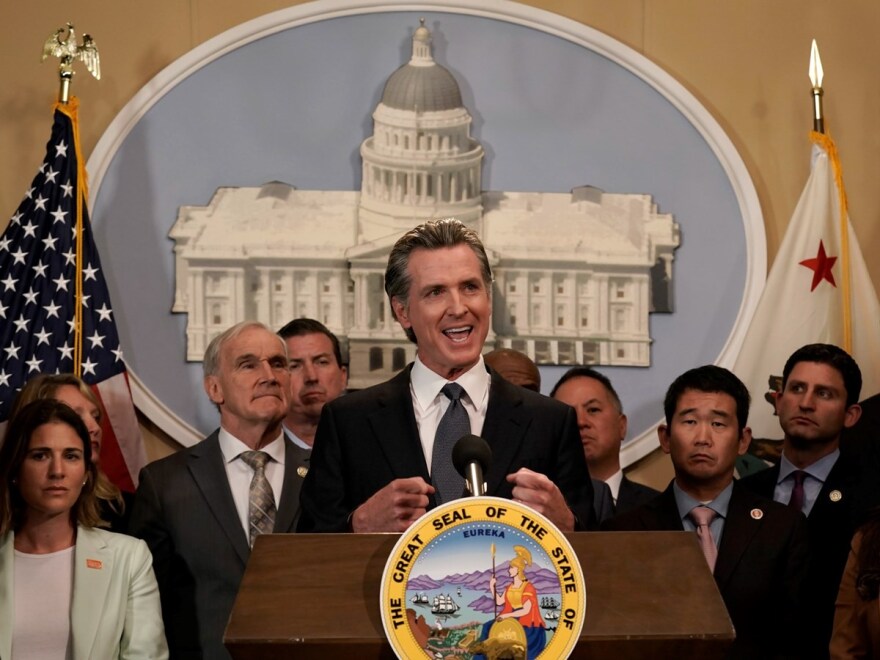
[431,383,471,504]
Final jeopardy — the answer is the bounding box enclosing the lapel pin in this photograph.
[829,490,843,502]
[297,466,308,478]
[86,559,103,569]
[750,508,763,520]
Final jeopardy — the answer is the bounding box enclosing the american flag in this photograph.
[0,99,145,491]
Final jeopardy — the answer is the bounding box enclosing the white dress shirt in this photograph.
[409,355,491,473]
[218,428,286,537]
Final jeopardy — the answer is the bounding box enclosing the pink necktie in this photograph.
[689,506,718,572]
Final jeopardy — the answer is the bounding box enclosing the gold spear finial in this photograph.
[809,39,824,134]
[41,23,101,104]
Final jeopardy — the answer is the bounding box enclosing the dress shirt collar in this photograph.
[777,447,839,485]
[282,424,312,451]
[218,426,286,465]
[672,479,734,522]
[410,354,490,412]
[606,469,624,503]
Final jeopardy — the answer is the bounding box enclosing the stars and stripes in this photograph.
[0,99,145,491]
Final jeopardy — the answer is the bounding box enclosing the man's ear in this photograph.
[391,296,411,329]
[843,403,862,429]
[204,375,223,405]
[340,365,349,389]
[738,426,753,457]
[657,424,671,455]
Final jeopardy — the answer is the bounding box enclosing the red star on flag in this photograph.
[799,240,837,292]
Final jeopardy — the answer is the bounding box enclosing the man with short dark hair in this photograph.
[276,318,348,523]
[551,367,658,516]
[740,343,864,657]
[298,219,593,533]
[606,365,808,659]
[487,351,615,522]
[130,321,303,659]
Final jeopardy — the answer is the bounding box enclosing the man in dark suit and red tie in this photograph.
[298,218,593,533]
[739,343,865,658]
[605,365,808,659]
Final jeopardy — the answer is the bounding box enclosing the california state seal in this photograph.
[380,496,585,659]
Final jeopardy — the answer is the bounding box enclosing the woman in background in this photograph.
[10,374,129,531]
[0,399,167,659]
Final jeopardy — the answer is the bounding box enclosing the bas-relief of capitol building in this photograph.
[170,21,681,389]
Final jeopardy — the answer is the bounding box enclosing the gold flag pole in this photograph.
[41,23,101,377]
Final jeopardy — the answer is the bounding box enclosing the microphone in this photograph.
[452,434,492,497]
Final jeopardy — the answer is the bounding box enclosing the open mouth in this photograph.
[443,326,472,343]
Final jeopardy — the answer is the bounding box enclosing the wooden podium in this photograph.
[225,531,734,659]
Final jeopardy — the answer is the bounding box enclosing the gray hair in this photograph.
[203,321,287,378]
[384,218,492,343]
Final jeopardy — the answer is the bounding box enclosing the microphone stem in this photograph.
[465,463,485,496]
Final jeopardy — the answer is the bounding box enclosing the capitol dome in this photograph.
[380,20,463,112]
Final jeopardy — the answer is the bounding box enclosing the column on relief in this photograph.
[253,267,267,323]
[233,268,246,325]
[635,276,643,335]
[190,269,205,357]
[383,291,395,333]
[312,268,320,319]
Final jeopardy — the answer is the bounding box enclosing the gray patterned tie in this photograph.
[239,451,276,547]
[432,383,471,505]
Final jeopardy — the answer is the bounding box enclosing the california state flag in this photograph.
[733,132,880,438]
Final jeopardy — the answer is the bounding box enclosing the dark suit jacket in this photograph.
[739,452,863,659]
[281,428,311,518]
[615,475,660,516]
[604,481,808,660]
[129,431,302,660]
[298,366,594,532]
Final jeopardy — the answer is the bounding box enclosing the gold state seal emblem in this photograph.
[380,496,585,659]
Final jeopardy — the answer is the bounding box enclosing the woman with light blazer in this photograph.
[0,399,168,659]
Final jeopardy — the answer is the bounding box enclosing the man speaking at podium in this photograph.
[298,219,593,533]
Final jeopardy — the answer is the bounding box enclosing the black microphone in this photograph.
[452,434,492,497]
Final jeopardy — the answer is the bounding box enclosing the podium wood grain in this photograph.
[225,531,733,659]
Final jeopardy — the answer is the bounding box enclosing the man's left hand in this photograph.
[506,468,576,531]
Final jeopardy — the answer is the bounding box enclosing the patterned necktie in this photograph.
[239,451,276,547]
[788,470,807,513]
[431,383,471,505]
[689,506,718,572]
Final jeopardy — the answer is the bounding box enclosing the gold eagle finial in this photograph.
[41,23,101,102]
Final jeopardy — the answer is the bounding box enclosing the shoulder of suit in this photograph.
[622,477,660,497]
[78,526,150,555]
[488,375,571,414]
[737,464,779,493]
[137,432,220,482]
[326,369,411,412]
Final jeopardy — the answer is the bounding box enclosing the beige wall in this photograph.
[4,1,876,489]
